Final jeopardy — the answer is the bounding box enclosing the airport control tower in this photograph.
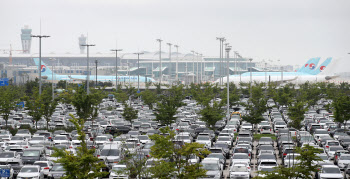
[21,25,32,54]
[79,34,87,54]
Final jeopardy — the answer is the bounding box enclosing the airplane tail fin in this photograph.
[302,57,320,74]
[33,58,54,76]
[309,57,332,75]
[297,58,313,72]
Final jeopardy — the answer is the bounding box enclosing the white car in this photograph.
[196,136,212,148]
[109,164,128,179]
[29,136,47,145]
[229,163,251,179]
[33,161,54,177]
[318,165,343,179]
[53,135,69,145]
[17,165,44,179]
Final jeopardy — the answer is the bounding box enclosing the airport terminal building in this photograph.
[0,52,257,84]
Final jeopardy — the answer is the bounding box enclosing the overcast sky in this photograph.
[1,0,349,68]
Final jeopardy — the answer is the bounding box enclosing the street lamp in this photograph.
[226,46,232,120]
[133,52,144,93]
[174,45,179,82]
[216,37,225,85]
[191,50,195,84]
[196,52,199,84]
[81,44,95,95]
[156,39,163,84]
[249,58,253,97]
[49,58,56,101]
[111,49,123,91]
[200,53,203,83]
[167,43,172,85]
[32,35,50,95]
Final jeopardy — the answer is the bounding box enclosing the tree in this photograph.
[220,82,240,108]
[115,89,129,104]
[0,86,20,127]
[122,103,138,123]
[255,145,322,179]
[52,114,108,179]
[288,101,308,130]
[154,96,178,126]
[243,83,267,127]
[71,86,101,120]
[140,89,157,109]
[200,101,225,130]
[149,127,210,179]
[333,93,350,129]
[56,80,67,89]
[24,88,43,129]
[41,88,58,129]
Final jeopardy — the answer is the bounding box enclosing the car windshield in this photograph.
[318,155,328,160]
[214,143,228,148]
[100,149,120,156]
[52,165,65,171]
[176,136,190,140]
[232,154,248,159]
[34,163,48,167]
[260,162,277,166]
[260,146,274,150]
[21,167,38,173]
[232,165,248,172]
[234,148,248,153]
[0,153,14,158]
[197,136,209,140]
[261,167,276,172]
[330,147,343,151]
[340,155,350,160]
[23,150,40,157]
[218,137,230,141]
[328,142,339,146]
[342,139,350,142]
[322,167,340,173]
[143,144,154,149]
[54,136,67,140]
[208,154,224,159]
[95,137,107,141]
[11,136,23,140]
[32,137,44,140]
[260,155,275,159]
[202,163,218,171]
[315,130,328,134]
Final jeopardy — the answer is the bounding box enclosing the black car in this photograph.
[105,126,131,135]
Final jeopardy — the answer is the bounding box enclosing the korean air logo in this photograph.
[41,65,46,72]
[309,63,316,70]
[320,66,326,71]
[304,63,309,67]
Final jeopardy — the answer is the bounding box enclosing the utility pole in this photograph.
[156,39,163,84]
[81,44,95,95]
[200,53,203,83]
[226,46,232,120]
[167,43,172,85]
[174,45,179,83]
[265,62,267,86]
[49,58,56,101]
[95,59,98,88]
[111,49,122,90]
[249,58,253,98]
[216,37,225,85]
[196,52,199,84]
[32,35,50,95]
[133,52,144,93]
[191,50,195,84]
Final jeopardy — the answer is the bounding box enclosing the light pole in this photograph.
[200,53,203,83]
[32,35,50,95]
[174,45,179,82]
[49,58,56,101]
[249,58,253,97]
[226,46,232,120]
[81,44,95,95]
[216,37,225,85]
[111,49,122,90]
[265,62,267,85]
[156,39,163,84]
[191,50,195,84]
[95,59,98,88]
[133,52,144,93]
[196,52,199,84]
[167,43,172,85]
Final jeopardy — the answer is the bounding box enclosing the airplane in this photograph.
[33,58,157,83]
[216,57,338,85]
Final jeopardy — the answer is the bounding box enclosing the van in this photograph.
[22,148,45,164]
